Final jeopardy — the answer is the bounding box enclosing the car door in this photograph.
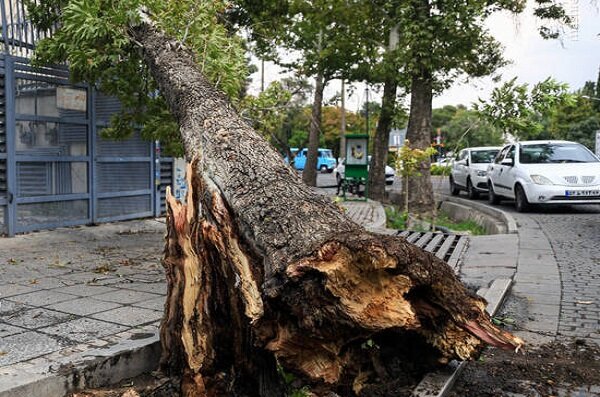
[494,145,516,196]
[488,145,509,193]
[453,150,468,187]
[294,149,307,170]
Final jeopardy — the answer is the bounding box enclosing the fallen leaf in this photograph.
[30,279,38,284]
[0,351,7,356]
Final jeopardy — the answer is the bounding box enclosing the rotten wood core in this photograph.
[128,23,524,396]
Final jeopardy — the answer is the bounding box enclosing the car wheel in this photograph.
[467,178,479,200]
[514,184,530,213]
[320,165,328,173]
[488,181,501,205]
[449,176,460,196]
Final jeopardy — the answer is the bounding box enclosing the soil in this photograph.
[69,336,600,397]
[448,339,600,397]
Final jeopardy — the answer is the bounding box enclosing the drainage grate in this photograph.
[397,230,468,272]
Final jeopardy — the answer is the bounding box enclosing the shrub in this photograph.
[430,164,452,176]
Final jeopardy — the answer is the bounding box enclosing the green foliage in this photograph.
[434,212,486,236]
[430,164,452,176]
[385,206,408,230]
[476,77,576,140]
[240,81,292,146]
[395,140,437,213]
[433,106,503,153]
[27,0,249,156]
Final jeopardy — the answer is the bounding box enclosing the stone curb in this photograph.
[437,194,518,234]
[0,328,160,397]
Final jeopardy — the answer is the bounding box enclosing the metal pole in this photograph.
[261,59,265,92]
[339,79,346,160]
[365,84,369,136]
[5,57,15,235]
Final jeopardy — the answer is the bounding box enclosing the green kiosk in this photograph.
[340,134,369,201]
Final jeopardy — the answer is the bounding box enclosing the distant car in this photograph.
[285,148,336,173]
[334,156,396,186]
[487,140,600,212]
[450,146,501,199]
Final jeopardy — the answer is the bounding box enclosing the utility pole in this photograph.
[339,80,346,160]
[365,84,369,136]
[261,59,265,92]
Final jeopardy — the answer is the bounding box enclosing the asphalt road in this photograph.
[440,179,600,343]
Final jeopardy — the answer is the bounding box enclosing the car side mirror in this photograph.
[500,158,514,166]
[465,158,470,166]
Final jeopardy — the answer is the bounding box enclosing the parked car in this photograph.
[449,146,501,199]
[285,148,337,172]
[333,156,396,187]
[487,140,600,212]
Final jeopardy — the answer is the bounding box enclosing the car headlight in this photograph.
[530,174,554,185]
[476,170,487,177]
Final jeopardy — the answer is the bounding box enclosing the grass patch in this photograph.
[385,206,408,230]
[385,207,486,235]
[434,211,486,235]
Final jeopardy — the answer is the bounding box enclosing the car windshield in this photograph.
[321,150,333,158]
[470,150,499,163]
[519,143,599,164]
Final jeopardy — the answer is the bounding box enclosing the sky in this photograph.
[247,0,600,111]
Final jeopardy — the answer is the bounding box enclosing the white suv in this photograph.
[487,140,600,212]
[450,147,501,199]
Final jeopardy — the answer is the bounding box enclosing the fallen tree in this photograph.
[124,22,525,397]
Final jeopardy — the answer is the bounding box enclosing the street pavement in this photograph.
[0,173,597,396]
[438,177,600,346]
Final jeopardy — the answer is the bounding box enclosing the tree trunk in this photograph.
[404,73,435,217]
[129,24,523,397]
[303,73,325,186]
[368,77,397,201]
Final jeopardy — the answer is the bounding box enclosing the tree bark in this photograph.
[302,73,325,186]
[404,73,435,217]
[129,24,523,396]
[368,77,397,201]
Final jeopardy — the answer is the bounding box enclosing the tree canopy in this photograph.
[26,0,250,156]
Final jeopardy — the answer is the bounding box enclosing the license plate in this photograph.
[565,190,600,197]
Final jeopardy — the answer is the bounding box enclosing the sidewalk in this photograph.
[0,188,560,396]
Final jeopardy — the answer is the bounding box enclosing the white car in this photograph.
[450,146,501,199]
[487,140,600,212]
[333,157,396,187]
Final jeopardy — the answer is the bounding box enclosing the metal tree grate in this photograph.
[397,230,469,272]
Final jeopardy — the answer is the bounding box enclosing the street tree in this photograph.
[365,0,571,217]
[476,77,576,140]
[234,0,370,186]
[432,106,503,153]
[29,1,524,395]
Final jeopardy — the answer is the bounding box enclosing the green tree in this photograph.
[476,77,576,140]
[240,81,293,155]
[234,0,371,186]
[432,106,503,153]
[366,0,571,216]
[26,0,249,156]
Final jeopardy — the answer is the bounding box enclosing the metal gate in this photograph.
[0,55,174,236]
[0,1,175,236]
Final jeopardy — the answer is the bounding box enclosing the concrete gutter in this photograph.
[436,194,518,234]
